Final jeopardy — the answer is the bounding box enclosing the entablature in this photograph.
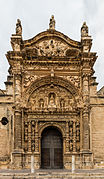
[26,112,80,121]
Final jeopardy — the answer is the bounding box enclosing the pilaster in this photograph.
[82,74,90,151]
[66,121,69,152]
[73,121,76,152]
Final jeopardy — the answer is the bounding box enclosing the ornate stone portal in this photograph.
[1,16,104,170]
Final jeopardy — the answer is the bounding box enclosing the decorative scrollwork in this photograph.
[65,48,80,57]
[35,39,68,56]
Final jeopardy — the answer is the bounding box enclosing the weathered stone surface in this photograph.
[0,16,103,171]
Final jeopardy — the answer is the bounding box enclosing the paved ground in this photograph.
[0,169,104,179]
[0,169,104,173]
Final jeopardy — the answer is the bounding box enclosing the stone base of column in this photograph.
[11,150,24,169]
[20,152,40,169]
[34,153,40,169]
[80,151,93,169]
[64,152,93,170]
[64,153,72,169]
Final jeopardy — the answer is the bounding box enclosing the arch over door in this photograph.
[41,127,63,169]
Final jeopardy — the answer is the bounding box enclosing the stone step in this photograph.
[0,174,104,179]
[0,170,104,179]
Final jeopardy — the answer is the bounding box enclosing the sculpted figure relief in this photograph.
[48,93,56,108]
[16,19,22,35]
[35,39,68,56]
[49,15,55,30]
[39,99,44,108]
[60,99,65,108]
[27,85,76,112]
[81,22,88,37]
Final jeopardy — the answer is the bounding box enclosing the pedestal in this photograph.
[12,150,23,169]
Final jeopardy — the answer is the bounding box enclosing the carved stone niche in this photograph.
[48,92,56,112]
[65,48,80,58]
[27,84,77,112]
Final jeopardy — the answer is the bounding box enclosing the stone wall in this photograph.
[91,100,104,167]
[0,102,13,168]
[0,106,9,157]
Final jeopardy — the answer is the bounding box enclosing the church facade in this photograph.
[0,16,104,169]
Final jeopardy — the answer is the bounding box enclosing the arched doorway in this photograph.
[41,126,63,169]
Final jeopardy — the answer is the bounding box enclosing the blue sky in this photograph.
[0,0,104,89]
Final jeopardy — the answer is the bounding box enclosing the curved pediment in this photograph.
[22,30,81,57]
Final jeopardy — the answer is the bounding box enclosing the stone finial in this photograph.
[81,22,88,37]
[16,19,22,35]
[49,15,55,30]
[11,19,22,51]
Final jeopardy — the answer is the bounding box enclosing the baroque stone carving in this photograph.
[65,48,80,57]
[48,93,56,110]
[16,19,22,35]
[69,121,80,152]
[81,22,88,37]
[24,121,36,152]
[23,74,39,88]
[11,36,22,51]
[22,47,38,59]
[27,84,76,112]
[2,16,99,170]
[62,76,80,88]
[49,15,55,30]
[35,39,68,56]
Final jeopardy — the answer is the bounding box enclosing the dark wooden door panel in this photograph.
[41,127,63,169]
[41,148,50,168]
[54,148,63,168]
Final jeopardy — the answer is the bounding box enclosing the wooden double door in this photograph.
[41,127,63,169]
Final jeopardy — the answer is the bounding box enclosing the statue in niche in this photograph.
[16,19,22,35]
[48,93,56,109]
[60,99,65,108]
[81,22,88,37]
[39,99,44,108]
[29,98,36,111]
[49,15,55,30]
[49,93,55,105]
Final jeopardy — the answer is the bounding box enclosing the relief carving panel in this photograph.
[60,76,80,88]
[27,84,76,112]
[35,39,68,56]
